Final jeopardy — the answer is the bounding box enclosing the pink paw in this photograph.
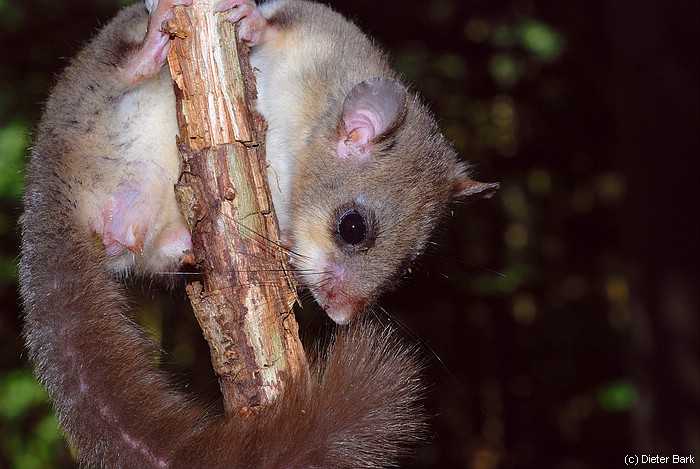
[91,184,193,273]
[93,188,146,261]
[217,0,268,45]
[121,0,193,84]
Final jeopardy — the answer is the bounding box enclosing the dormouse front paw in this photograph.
[217,0,268,45]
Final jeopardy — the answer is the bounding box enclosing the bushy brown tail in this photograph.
[19,223,426,468]
[177,320,427,468]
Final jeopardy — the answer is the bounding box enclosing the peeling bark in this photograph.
[165,0,306,416]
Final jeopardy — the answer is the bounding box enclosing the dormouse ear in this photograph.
[337,77,408,159]
[454,176,500,202]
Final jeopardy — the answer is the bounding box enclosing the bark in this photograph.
[164,0,307,416]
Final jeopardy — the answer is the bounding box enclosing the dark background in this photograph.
[1,1,698,468]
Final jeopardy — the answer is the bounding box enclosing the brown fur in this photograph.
[20,174,426,467]
[20,4,427,467]
[19,1,498,466]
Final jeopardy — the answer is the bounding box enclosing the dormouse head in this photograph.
[289,77,498,325]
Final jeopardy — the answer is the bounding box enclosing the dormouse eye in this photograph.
[337,210,367,245]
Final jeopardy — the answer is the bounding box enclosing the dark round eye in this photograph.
[337,210,367,245]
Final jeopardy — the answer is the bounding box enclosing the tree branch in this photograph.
[165,0,307,416]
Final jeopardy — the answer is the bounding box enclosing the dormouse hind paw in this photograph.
[120,0,193,84]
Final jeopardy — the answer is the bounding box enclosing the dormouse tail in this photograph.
[20,225,426,468]
[177,320,427,469]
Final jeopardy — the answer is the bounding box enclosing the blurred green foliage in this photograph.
[0,371,67,469]
[0,122,27,199]
[597,380,638,412]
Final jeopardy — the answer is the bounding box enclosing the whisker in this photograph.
[374,305,473,399]
[154,271,203,276]
[421,253,507,278]
[232,218,311,260]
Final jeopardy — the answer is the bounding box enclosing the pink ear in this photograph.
[337,77,408,159]
[454,177,500,201]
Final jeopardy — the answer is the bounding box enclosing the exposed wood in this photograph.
[165,0,306,416]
